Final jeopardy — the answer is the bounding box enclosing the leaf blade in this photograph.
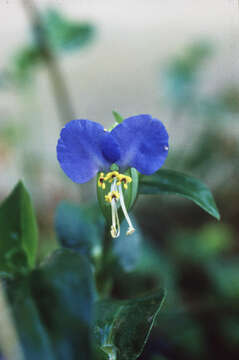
[0,181,38,276]
[94,289,165,360]
[6,249,95,360]
[139,169,220,220]
[55,201,103,258]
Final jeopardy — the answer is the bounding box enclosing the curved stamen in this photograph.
[103,173,135,238]
[110,178,120,238]
[110,199,120,238]
[116,174,132,189]
[118,184,135,235]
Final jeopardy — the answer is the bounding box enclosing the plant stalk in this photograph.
[21,0,75,124]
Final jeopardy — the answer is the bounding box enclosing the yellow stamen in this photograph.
[105,191,120,203]
[98,171,135,238]
[104,171,119,183]
[98,172,106,189]
[116,174,132,189]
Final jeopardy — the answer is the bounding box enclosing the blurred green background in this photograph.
[0,1,239,359]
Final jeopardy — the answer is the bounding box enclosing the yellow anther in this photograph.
[98,172,106,189]
[105,191,120,203]
[104,171,119,183]
[116,174,132,189]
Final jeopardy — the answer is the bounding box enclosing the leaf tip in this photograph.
[15,179,25,191]
[215,211,221,221]
[112,110,124,124]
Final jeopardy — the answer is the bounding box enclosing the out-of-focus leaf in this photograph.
[44,9,94,52]
[55,201,102,257]
[94,347,108,360]
[139,169,220,220]
[113,216,142,272]
[207,260,239,300]
[169,224,233,261]
[0,122,25,146]
[112,111,124,124]
[0,181,38,277]
[222,317,239,347]
[6,249,95,360]
[7,278,55,360]
[94,289,165,360]
[13,46,42,82]
[30,249,95,360]
[162,41,212,108]
[220,86,239,113]
[9,9,94,84]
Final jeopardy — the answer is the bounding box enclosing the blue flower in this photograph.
[57,114,169,182]
[57,114,169,237]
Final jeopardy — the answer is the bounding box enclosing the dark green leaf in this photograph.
[0,181,38,277]
[6,278,55,360]
[94,289,165,360]
[112,111,124,124]
[6,249,95,360]
[55,201,103,257]
[94,347,108,360]
[139,169,220,220]
[30,249,95,360]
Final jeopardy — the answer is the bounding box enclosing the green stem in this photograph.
[21,0,75,124]
[96,227,114,298]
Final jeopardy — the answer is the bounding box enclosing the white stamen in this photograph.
[111,199,120,238]
[164,145,169,151]
[118,184,135,236]
[110,179,120,238]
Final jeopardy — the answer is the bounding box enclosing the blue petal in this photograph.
[111,114,169,175]
[57,119,120,183]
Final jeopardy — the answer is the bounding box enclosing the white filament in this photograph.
[110,179,120,238]
[118,184,135,235]
[108,177,135,238]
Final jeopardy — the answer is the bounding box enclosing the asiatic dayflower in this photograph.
[57,114,169,238]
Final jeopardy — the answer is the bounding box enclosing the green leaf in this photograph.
[44,9,94,52]
[30,249,95,360]
[6,278,55,360]
[139,169,220,220]
[13,45,42,83]
[94,289,165,360]
[112,111,124,124]
[55,201,103,258]
[0,181,38,277]
[94,347,108,360]
[7,249,95,360]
